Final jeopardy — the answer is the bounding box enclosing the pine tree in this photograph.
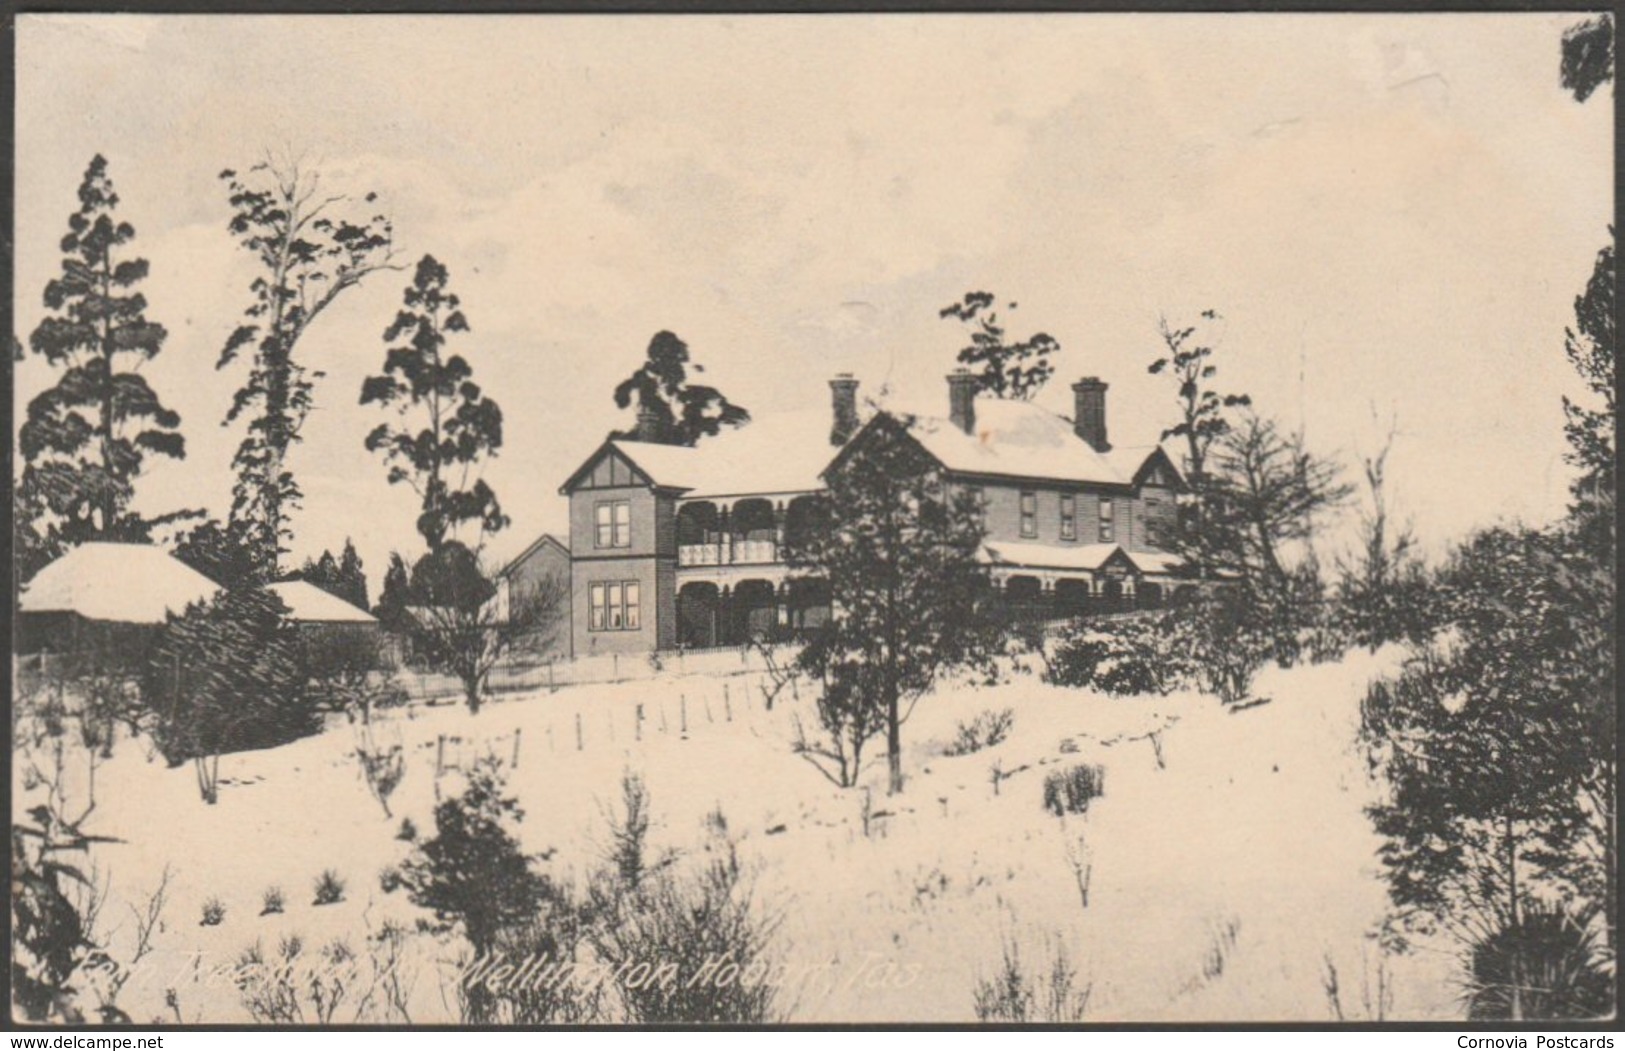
[361,255,508,551]
[789,414,998,794]
[217,157,396,583]
[611,331,750,446]
[19,155,187,550]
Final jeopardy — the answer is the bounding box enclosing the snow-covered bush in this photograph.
[944,707,1015,756]
[1047,613,1196,697]
[1043,764,1104,817]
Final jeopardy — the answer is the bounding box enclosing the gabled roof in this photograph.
[499,533,568,578]
[561,409,838,500]
[19,543,221,624]
[265,581,377,624]
[903,399,1132,486]
[985,539,1188,577]
[985,540,1134,573]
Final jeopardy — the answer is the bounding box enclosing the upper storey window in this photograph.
[596,500,631,548]
[1060,493,1077,541]
[1020,491,1038,538]
[1099,496,1115,543]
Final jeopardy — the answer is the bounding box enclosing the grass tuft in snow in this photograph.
[312,869,346,907]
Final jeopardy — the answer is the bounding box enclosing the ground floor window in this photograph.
[589,580,641,631]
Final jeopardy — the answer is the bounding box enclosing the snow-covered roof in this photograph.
[903,399,1133,486]
[266,581,377,624]
[610,408,839,499]
[985,540,1128,572]
[19,542,221,624]
[985,539,1188,577]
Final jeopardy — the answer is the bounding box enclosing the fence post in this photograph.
[636,703,644,742]
[548,662,556,694]
[613,653,619,680]
[576,712,584,752]
[436,734,445,776]
[724,684,732,722]
[705,695,714,723]
[680,695,688,735]
[660,700,669,734]
[512,728,522,769]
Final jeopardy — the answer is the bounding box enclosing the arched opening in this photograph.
[677,581,721,649]
[730,498,777,542]
[1054,578,1092,617]
[783,494,826,559]
[1139,582,1165,610]
[785,576,831,634]
[1005,575,1045,619]
[730,579,779,645]
[1100,578,1126,614]
[677,501,719,545]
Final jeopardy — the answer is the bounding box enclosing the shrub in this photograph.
[944,708,1014,757]
[260,886,284,916]
[396,817,418,842]
[379,866,403,895]
[1048,613,1196,697]
[1465,904,1613,1021]
[141,587,319,780]
[972,939,1091,1022]
[587,808,782,1024]
[1043,764,1104,817]
[200,897,226,927]
[312,870,346,907]
[355,737,406,818]
[400,757,553,954]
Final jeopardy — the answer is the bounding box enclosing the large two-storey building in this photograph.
[556,371,1189,657]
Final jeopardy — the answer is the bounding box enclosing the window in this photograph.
[595,500,631,548]
[1020,491,1037,538]
[1145,499,1162,548]
[1099,496,1115,543]
[1060,493,1076,541]
[589,580,641,632]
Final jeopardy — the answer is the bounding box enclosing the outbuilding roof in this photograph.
[265,580,377,624]
[19,543,221,624]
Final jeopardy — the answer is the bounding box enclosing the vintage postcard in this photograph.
[10,10,1616,1029]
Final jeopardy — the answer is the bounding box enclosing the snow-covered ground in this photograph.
[17,645,1465,1023]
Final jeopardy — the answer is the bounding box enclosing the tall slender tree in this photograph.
[19,155,187,553]
[1148,310,1252,577]
[217,156,396,582]
[362,255,508,552]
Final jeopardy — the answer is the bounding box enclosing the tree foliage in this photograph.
[18,155,188,554]
[217,157,396,582]
[938,291,1059,400]
[788,414,998,793]
[362,255,508,550]
[611,330,749,446]
[298,537,369,611]
[141,587,319,789]
[1335,422,1436,652]
[1561,12,1614,103]
[405,543,568,714]
[1360,528,1611,1014]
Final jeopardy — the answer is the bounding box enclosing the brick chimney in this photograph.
[947,369,977,435]
[829,373,860,446]
[1071,377,1110,452]
[635,401,662,443]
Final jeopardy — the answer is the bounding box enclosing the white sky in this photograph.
[14,13,1613,590]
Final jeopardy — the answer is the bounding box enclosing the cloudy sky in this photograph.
[14,13,1612,589]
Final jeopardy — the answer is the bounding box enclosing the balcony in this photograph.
[678,538,780,567]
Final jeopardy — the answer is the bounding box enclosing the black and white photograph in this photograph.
[8,8,1618,1029]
